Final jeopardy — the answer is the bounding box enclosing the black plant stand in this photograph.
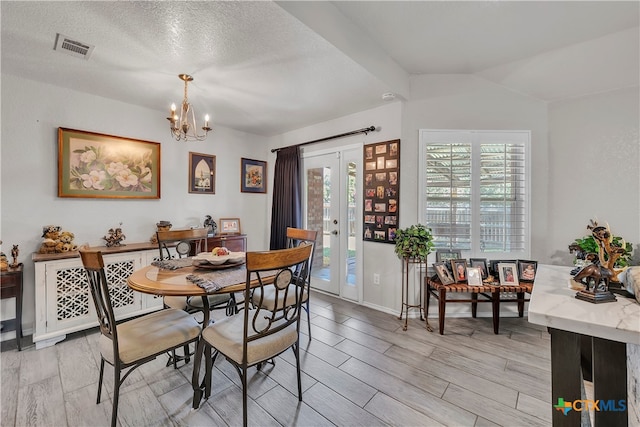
[398,258,425,331]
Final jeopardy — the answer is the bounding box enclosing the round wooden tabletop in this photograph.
[127,264,250,296]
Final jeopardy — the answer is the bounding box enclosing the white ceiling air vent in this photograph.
[54,33,94,60]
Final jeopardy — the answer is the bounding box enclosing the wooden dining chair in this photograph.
[157,228,236,317]
[193,244,312,427]
[251,227,317,338]
[79,250,201,427]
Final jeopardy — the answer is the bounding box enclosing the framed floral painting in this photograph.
[240,158,267,193]
[58,128,160,199]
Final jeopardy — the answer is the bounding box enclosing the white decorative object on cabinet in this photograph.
[32,243,164,349]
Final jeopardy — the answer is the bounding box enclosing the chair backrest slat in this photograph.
[156,227,209,260]
[285,227,317,284]
[243,244,312,348]
[79,250,118,345]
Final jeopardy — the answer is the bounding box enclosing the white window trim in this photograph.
[418,129,532,259]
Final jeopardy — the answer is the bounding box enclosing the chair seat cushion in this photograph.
[100,309,201,365]
[201,309,297,365]
[251,284,308,311]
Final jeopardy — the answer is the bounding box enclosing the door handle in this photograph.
[331,230,339,235]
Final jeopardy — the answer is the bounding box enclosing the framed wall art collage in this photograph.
[363,139,400,243]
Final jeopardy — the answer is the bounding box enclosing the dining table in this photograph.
[127,257,276,408]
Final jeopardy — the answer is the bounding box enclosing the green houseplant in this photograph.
[394,224,435,261]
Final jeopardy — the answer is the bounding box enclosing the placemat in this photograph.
[151,258,194,270]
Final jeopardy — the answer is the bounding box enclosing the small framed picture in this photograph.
[436,249,462,263]
[451,259,468,282]
[240,158,267,193]
[490,259,517,276]
[433,262,455,285]
[469,258,489,279]
[365,146,373,159]
[189,152,216,194]
[466,267,483,286]
[219,218,241,234]
[518,260,538,282]
[377,157,385,169]
[498,262,519,286]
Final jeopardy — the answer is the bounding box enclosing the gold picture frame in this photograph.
[219,218,241,234]
[58,128,160,199]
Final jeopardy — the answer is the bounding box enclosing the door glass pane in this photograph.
[346,161,356,287]
[306,166,332,286]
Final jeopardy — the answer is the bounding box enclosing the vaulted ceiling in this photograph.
[2,1,638,136]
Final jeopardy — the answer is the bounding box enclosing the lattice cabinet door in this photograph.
[44,253,145,333]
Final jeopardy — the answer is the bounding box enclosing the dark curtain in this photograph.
[270,146,301,249]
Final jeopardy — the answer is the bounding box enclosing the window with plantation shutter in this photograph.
[419,130,530,258]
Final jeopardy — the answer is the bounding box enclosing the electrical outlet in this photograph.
[373,273,380,285]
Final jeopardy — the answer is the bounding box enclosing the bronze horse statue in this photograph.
[572,264,614,292]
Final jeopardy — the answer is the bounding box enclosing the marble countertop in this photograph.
[528,264,640,344]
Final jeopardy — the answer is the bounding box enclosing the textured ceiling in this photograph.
[1,1,638,136]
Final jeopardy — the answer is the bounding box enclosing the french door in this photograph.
[302,147,361,301]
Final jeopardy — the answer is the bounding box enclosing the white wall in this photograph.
[0,74,270,337]
[547,87,640,266]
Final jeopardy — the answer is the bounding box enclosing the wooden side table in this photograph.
[1,263,23,350]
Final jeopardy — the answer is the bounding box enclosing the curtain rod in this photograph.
[271,125,377,153]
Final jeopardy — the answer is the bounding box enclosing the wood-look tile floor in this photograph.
[0,291,631,426]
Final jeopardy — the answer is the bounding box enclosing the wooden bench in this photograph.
[424,276,533,335]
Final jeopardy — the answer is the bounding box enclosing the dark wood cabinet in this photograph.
[207,234,247,252]
[1,264,23,350]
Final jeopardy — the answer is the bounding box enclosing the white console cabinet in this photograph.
[32,243,166,349]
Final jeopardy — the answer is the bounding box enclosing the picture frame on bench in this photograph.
[466,267,483,286]
[451,259,468,282]
[498,262,519,286]
[433,261,455,285]
[490,259,517,277]
[518,260,538,282]
[469,258,489,279]
[436,249,462,263]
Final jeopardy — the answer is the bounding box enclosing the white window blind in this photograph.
[419,130,530,258]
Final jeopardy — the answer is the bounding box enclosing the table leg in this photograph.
[16,283,23,351]
[471,293,478,318]
[491,290,500,334]
[593,337,627,426]
[438,288,446,335]
[550,328,582,426]
[192,295,211,409]
[517,291,525,317]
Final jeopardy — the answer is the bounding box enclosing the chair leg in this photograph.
[111,366,121,427]
[241,369,248,427]
[305,300,312,339]
[183,344,191,364]
[293,342,302,400]
[97,359,105,403]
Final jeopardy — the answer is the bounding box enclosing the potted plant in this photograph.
[394,224,435,261]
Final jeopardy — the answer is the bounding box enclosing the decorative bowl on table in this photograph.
[193,252,246,268]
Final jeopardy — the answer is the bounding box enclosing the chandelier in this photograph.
[167,74,211,141]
